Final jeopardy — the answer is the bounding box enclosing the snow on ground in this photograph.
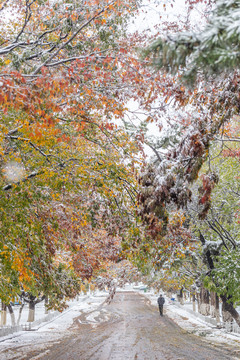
[1,285,240,359]
[1,292,103,327]
[140,289,240,353]
[0,291,108,360]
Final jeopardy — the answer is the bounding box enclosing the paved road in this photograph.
[24,291,239,360]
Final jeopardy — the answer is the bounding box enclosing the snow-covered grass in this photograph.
[0,290,109,360]
[0,291,106,327]
[139,288,240,351]
[1,285,240,359]
[0,290,108,336]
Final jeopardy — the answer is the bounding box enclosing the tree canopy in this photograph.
[144,0,240,83]
[137,0,240,324]
[1,0,240,326]
[0,0,155,307]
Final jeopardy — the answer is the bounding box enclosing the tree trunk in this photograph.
[27,301,35,322]
[197,292,200,313]
[215,294,220,324]
[0,303,7,326]
[177,288,184,305]
[106,284,117,305]
[198,289,203,314]
[210,291,216,318]
[198,231,240,325]
[90,283,95,294]
[220,295,240,325]
[199,287,210,316]
[192,293,196,312]
[45,296,49,314]
[17,303,25,325]
[180,288,184,305]
[7,304,16,326]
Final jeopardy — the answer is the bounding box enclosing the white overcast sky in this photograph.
[129,0,207,34]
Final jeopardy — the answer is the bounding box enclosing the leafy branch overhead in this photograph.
[144,0,240,83]
[0,0,157,307]
[137,0,240,325]
[139,0,240,234]
[1,0,240,327]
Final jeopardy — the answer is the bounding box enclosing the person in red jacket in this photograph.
[157,294,165,316]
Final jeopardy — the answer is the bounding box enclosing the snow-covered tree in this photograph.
[136,0,240,324]
[145,0,240,83]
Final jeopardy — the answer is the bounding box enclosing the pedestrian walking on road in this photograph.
[157,294,165,316]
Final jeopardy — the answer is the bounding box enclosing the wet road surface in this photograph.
[24,291,239,360]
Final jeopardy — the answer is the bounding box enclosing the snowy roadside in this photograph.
[140,289,240,353]
[0,291,108,360]
[2,287,240,359]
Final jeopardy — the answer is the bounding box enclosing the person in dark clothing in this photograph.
[157,294,165,316]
